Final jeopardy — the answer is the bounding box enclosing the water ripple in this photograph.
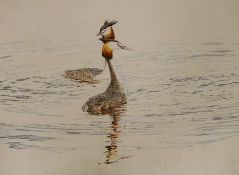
[0,40,239,151]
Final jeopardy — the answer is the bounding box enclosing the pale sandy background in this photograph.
[0,0,239,43]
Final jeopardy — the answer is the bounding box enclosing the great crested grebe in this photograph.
[82,36,128,114]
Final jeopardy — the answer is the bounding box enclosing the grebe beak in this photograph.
[96,28,107,36]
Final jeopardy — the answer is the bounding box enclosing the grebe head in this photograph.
[97,20,118,36]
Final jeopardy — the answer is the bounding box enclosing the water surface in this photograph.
[0,39,239,165]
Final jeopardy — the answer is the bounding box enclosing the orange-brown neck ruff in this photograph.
[102,43,113,59]
[103,26,115,40]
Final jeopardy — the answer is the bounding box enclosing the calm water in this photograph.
[0,39,239,164]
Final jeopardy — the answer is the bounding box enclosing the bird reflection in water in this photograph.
[102,105,131,164]
[105,114,120,164]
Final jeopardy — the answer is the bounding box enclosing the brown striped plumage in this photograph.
[64,68,103,82]
[82,58,127,114]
